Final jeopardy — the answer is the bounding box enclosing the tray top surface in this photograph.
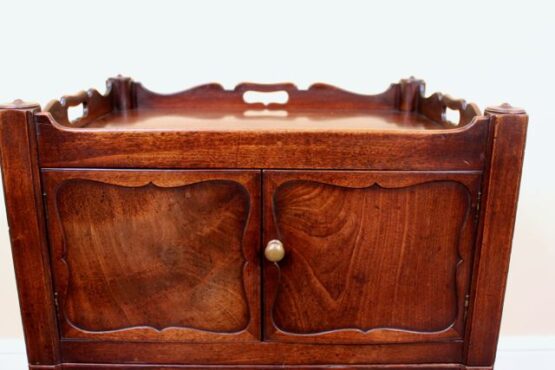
[80,108,450,132]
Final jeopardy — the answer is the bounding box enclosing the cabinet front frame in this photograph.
[38,167,484,363]
[42,169,262,343]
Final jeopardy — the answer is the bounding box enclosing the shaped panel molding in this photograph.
[263,171,480,344]
[42,170,261,342]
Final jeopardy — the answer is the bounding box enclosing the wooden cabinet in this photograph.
[0,77,527,369]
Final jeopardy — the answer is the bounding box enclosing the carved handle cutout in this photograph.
[243,90,289,106]
[236,83,296,108]
[418,93,481,126]
[444,106,461,126]
[45,88,112,127]
[59,91,91,125]
[67,102,87,124]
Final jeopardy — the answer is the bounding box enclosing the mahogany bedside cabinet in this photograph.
[0,77,527,369]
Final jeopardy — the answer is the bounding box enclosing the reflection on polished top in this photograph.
[83,108,453,131]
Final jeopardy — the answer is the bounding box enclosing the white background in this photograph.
[1,1,554,368]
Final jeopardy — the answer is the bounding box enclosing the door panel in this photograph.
[43,170,260,342]
[263,171,480,344]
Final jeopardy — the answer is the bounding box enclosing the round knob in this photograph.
[265,239,285,262]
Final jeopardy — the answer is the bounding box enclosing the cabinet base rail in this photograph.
[29,364,492,370]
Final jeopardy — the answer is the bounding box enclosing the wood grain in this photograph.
[418,93,481,127]
[274,182,465,330]
[59,340,463,365]
[35,113,489,170]
[464,105,528,366]
[42,170,261,342]
[45,89,112,128]
[81,109,448,131]
[0,103,60,366]
[135,81,399,112]
[36,76,486,170]
[31,364,491,370]
[263,171,481,344]
[108,75,136,111]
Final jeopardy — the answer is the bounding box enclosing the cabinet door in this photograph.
[43,169,260,342]
[263,170,480,344]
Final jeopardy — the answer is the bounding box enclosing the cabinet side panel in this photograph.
[0,108,60,365]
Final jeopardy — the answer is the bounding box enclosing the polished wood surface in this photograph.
[0,102,60,366]
[56,179,250,333]
[59,340,464,365]
[43,77,480,129]
[0,78,526,370]
[35,114,489,170]
[133,81,399,112]
[42,170,261,342]
[83,108,449,131]
[31,365,492,370]
[273,181,466,333]
[465,105,528,365]
[263,171,480,344]
[45,89,112,128]
[35,78,487,170]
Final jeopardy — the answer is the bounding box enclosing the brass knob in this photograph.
[265,239,285,262]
